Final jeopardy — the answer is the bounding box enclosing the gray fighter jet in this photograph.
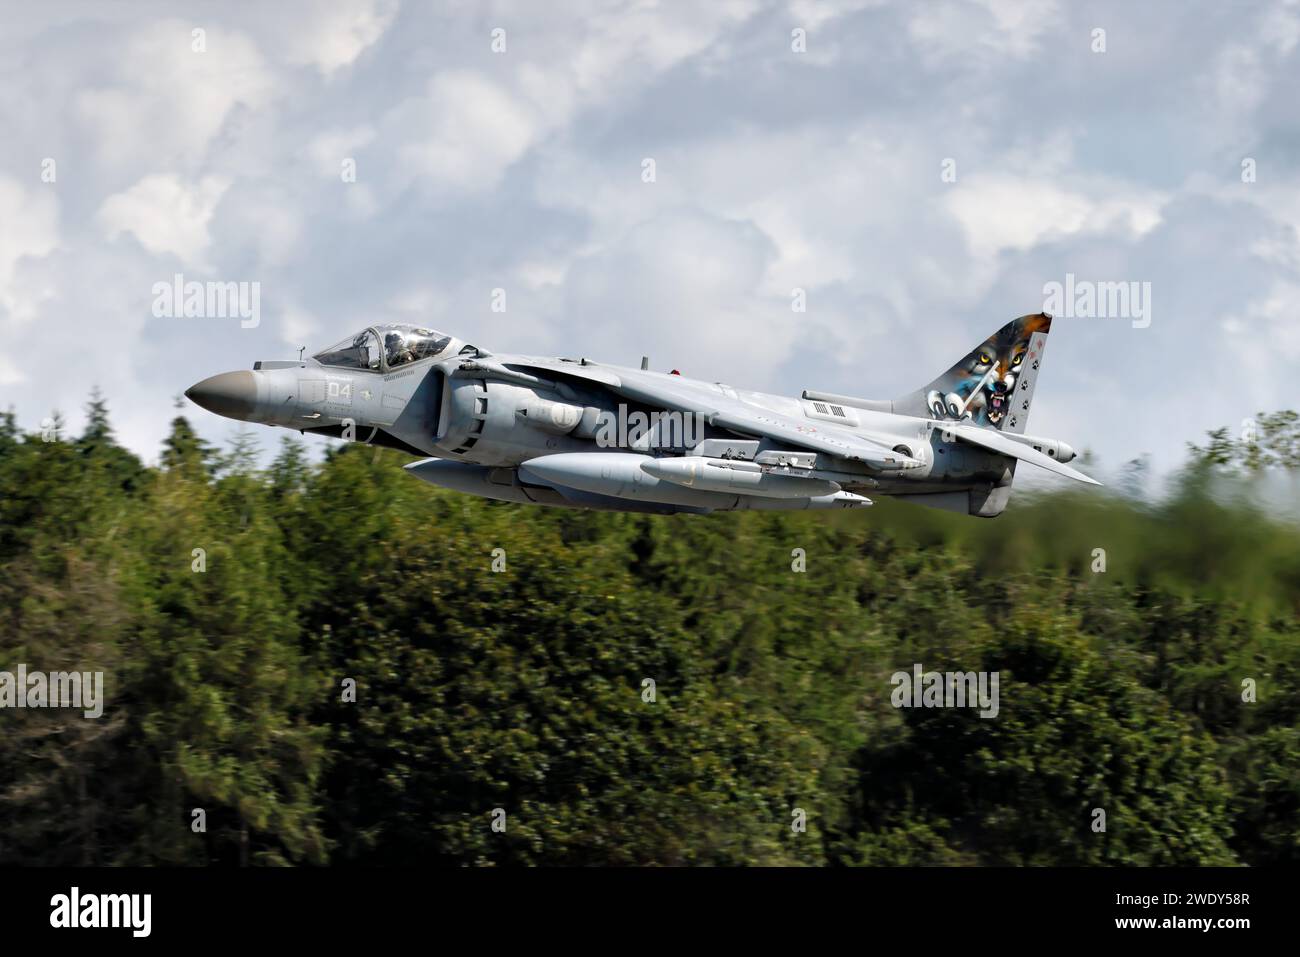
[185,312,1097,517]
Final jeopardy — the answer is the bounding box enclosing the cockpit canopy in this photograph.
[314,324,454,372]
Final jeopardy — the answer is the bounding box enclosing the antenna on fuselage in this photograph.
[641,356,649,370]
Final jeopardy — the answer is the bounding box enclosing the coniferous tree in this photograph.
[160,415,214,478]
[77,388,144,494]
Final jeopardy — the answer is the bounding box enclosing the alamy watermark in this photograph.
[594,406,706,450]
[1042,272,1151,329]
[890,663,999,719]
[152,273,260,328]
[0,664,104,718]
[50,887,150,937]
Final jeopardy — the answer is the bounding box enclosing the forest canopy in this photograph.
[0,397,1296,866]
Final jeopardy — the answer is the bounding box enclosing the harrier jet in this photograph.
[186,313,1097,517]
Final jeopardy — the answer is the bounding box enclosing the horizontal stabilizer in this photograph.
[950,424,1101,486]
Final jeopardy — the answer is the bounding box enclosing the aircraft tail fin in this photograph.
[894,313,1052,434]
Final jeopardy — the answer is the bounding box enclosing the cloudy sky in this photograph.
[2,0,1298,478]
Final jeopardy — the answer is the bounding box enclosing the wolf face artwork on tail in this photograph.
[922,314,1052,432]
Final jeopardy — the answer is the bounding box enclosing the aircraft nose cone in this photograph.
[185,371,259,421]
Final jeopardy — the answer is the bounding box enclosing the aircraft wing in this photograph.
[950,423,1101,485]
[699,407,919,470]
[500,356,625,389]
[506,359,920,471]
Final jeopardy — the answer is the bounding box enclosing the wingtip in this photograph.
[1068,469,1103,487]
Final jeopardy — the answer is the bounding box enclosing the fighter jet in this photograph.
[185,313,1097,517]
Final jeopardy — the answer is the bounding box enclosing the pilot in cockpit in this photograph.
[384,330,414,368]
[315,325,453,371]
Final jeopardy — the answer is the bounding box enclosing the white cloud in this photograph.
[1224,280,1300,364]
[562,210,791,380]
[391,72,540,194]
[279,0,398,74]
[279,303,322,351]
[565,0,760,93]
[1263,1,1300,54]
[908,0,1061,66]
[97,174,231,268]
[210,183,304,268]
[0,174,60,334]
[1210,44,1267,116]
[787,0,883,33]
[945,177,1164,262]
[307,126,376,178]
[378,0,761,200]
[73,21,273,173]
